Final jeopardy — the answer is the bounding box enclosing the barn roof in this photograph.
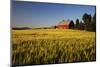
[58,20,69,25]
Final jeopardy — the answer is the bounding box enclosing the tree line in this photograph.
[69,13,96,32]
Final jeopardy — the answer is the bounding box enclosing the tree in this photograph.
[91,13,96,31]
[82,13,92,31]
[79,21,84,30]
[75,19,80,29]
[69,20,74,29]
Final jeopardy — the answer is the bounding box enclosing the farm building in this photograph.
[55,20,70,29]
[55,20,74,29]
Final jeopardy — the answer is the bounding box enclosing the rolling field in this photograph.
[12,29,96,66]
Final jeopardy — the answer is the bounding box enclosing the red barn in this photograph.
[56,20,69,29]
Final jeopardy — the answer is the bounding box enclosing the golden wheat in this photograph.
[12,29,96,66]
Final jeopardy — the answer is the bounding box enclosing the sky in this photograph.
[11,1,96,28]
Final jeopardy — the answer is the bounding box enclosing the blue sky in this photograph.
[11,1,96,28]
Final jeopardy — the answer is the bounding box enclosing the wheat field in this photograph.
[12,29,96,66]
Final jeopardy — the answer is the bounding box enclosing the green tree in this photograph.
[75,19,80,29]
[82,13,92,31]
[79,21,84,30]
[69,20,74,29]
[92,13,96,31]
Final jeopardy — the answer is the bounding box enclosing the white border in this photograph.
[0,0,100,67]
[0,0,10,67]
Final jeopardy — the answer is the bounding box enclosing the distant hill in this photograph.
[12,26,56,30]
[12,27,31,30]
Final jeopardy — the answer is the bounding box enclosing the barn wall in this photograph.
[57,25,69,29]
